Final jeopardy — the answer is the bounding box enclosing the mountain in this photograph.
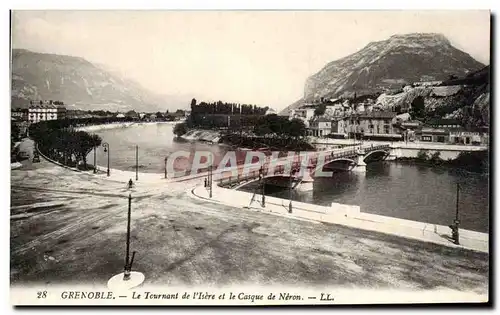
[280,33,485,116]
[11,49,189,112]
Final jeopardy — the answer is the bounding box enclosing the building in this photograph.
[11,108,28,121]
[413,80,442,87]
[308,117,332,137]
[340,111,399,139]
[290,106,315,121]
[265,108,277,115]
[28,101,67,123]
[417,119,487,145]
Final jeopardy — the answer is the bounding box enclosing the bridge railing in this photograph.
[217,144,390,188]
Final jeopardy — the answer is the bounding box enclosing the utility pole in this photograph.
[164,157,168,179]
[209,153,213,198]
[288,169,293,213]
[260,166,265,207]
[124,193,132,280]
[93,145,97,174]
[450,182,460,245]
[135,145,138,181]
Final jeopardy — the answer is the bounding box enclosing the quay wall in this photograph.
[197,184,487,252]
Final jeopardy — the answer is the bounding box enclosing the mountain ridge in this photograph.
[11,49,191,112]
[281,33,485,116]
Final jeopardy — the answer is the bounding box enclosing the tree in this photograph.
[288,118,307,138]
[74,131,102,169]
[394,105,402,114]
[11,122,20,149]
[410,96,425,120]
[191,98,197,108]
[173,122,188,137]
[314,104,327,116]
[417,149,429,161]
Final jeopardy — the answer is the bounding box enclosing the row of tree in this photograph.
[253,114,306,139]
[29,121,102,169]
[174,114,307,140]
[29,100,65,105]
[190,98,269,116]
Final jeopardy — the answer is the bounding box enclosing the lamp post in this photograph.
[260,166,265,207]
[164,156,168,179]
[93,145,97,174]
[208,153,213,198]
[135,145,138,181]
[450,182,461,245]
[288,169,293,213]
[124,193,132,280]
[102,142,110,177]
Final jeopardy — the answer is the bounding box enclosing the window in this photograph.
[384,119,390,124]
[437,136,445,143]
[422,136,432,142]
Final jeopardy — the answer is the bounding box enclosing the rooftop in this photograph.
[28,104,65,109]
[349,111,398,119]
[427,118,462,126]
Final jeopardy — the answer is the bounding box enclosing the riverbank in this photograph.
[191,184,488,253]
[75,121,179,133]
[394,150,489,174]
[180,128,221,143]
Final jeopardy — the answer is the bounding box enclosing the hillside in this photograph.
[11,49,189,112]
[280,33,485,116]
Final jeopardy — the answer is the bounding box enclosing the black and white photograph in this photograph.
[8,9,491,305]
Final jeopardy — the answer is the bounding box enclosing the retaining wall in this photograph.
[199,184,488,252]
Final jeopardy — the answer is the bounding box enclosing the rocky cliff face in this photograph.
[11,49,186,111]
[281,33,485,116]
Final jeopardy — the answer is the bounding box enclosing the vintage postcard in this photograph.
[10,10,490,306]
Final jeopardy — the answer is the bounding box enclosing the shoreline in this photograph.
[75,121,180,133]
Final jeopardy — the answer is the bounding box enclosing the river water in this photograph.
[90,123,489,232]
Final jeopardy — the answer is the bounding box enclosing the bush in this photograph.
[429,151,442,165]
[173,122,188,137]
[416,149,429,161]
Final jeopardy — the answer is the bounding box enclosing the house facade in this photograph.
[28,102,67,123]
[339,111,399,139]
[11,108,28,121]
[308,117,332,137]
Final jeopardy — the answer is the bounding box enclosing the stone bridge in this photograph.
[217,144,390,190]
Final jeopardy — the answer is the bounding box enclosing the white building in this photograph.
[265,108,277,115]
[28,102,66,123]
[290,107,315,121]
[308,117,332,137]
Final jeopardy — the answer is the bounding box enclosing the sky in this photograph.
[11,10,490,110]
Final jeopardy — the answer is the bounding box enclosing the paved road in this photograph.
[10,158,488,295]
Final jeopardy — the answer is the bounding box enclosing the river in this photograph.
[90,123,489,232]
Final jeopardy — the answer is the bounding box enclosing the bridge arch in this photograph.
[363,149,390,162]
[313,158,356,175]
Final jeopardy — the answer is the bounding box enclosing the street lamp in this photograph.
[93,145,97,174]
[102,142,110,177]
[288,169,294,213]
[208,153,213,198]
[135,145,139,181]
[449,182,460,245]
[164,156,168,179]
[260,166,266,207]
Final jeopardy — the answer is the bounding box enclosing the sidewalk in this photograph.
[191,184,488,253]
